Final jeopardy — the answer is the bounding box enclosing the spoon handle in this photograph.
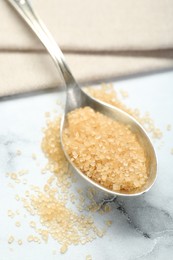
[7,0,76,87]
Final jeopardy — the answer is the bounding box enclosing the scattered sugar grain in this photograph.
[60,244,68,254]
[77,188,83,194]
[70,193,76,203]
[8,210,15,218]
[120,89,129,98]
[34,236,40,243]
[22,179,28,185]
[15,194,20,201]
[27,235,39,243]
[7,170,28,185]
[95,228,104,238]
[27,235,33,242]
[98,209,104,215]
[86,255,92,260]
[10,173,17,180]
[171,148,173,155]
[105,220,112,226]
[8,236,14,244]
[18,170,28,176]
[152,128,162,139]
[15,221,21,227]
[18,239,23,245]
[25,191,30,197]
[103,204,111,213]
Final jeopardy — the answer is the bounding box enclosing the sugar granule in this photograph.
[15,194,20,201]
[27,235,40,243]
[60,244,68,254]
[18,239,23,245]
[7,210,15,218]
[15,221,21,227]
[8,236,14,244]
[7,170,28,184]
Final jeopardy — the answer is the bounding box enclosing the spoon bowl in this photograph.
[61,93,157,196]
[8,0,157,196]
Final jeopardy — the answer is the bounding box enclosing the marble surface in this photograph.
[0,71,173,260]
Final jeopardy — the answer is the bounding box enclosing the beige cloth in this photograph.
[1,0,173,96]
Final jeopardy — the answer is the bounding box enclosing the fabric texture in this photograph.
[1,0,173,96]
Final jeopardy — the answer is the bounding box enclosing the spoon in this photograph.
[8,0,157,196]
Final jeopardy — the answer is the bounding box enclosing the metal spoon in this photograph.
[8,0,157,196]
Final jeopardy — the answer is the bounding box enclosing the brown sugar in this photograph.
[63,106,148,192]
[6,84,159,253]
[8,236,14,244]
[24,189,100,248]
[41,118,68,182]
[18,239,23,245]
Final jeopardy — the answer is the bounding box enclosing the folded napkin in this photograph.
[1,0,173,96]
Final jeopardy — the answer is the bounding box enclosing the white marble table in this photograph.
[0,71,173,260]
